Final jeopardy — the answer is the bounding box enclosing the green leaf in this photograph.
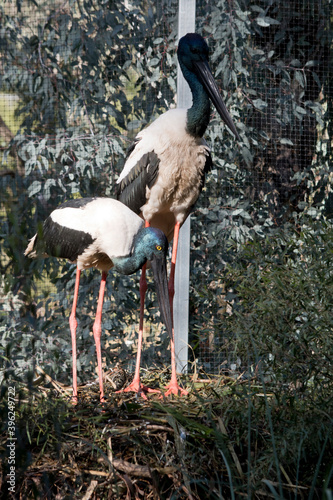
[295,71,305,88]
[27,180,41,197]
[280,138,294,146]
[252,99,268,110]
[256,16,280,27]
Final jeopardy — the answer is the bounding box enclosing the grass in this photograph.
[1,217,333,498]
[1,367,332,499]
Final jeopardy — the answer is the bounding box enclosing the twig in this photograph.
[111,458,151,478]
[35,365,71,394]
[81,479,98,500]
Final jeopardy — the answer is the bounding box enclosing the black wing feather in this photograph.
[28,198,97,261]
[42,217,95,261]
[200,149,213,190]
[116,150,160,215]
[187,149,213,217]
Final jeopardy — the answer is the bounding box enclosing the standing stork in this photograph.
[25,197,172,402]
[116,33,240,396]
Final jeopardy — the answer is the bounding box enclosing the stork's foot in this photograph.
[116,379,160,400]
[162,381,189,397]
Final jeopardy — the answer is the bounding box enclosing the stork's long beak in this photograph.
[193,60,240,141]
[150,254,173,340]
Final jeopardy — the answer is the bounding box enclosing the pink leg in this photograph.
[92,271,107,402]
[119,221,160,398]
[69,268,81,402]
[163,222,188,397]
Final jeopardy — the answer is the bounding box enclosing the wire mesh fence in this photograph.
[0,0,332,387]
[192,0,333,375]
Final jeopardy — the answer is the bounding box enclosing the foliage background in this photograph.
[0,0,332,382]
[0,0,332,497]
[0,0,331,380]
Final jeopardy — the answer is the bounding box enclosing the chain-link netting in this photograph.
[192,0,332,375]
[1,0,332,386]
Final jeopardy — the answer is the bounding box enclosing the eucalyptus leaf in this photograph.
[1,0,332,411]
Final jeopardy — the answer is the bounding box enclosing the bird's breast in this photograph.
[117,108,211,239]
[142,135,209,227]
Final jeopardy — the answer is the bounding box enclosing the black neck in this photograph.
[180,62,211,137]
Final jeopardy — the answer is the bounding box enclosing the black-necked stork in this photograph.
[25,197,172,402]
[116,33,240,396]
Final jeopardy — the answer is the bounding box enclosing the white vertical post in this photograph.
[174,0,196,373]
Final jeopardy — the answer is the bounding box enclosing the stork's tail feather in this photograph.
[24,234,38,258]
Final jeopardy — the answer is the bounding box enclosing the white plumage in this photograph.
[115,33,240,397]
[25,197,173,402]
[26,199,144,271]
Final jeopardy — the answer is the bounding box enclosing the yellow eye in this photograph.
[156,245,162,251]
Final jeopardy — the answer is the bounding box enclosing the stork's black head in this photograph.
[177,33,209,71]
[177,32,241,140]
[141,227,168,262]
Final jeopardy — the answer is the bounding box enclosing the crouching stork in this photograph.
[116,33,240,396]
[25,197,172,402]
